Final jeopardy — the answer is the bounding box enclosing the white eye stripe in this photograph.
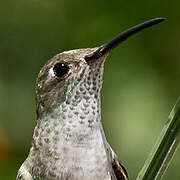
[49,67,55,77]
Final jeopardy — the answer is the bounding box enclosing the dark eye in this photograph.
[53,63,69,77]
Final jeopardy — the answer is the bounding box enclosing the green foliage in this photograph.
[137,98,180,179]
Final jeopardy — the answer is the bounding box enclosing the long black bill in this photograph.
[85,18,165,61]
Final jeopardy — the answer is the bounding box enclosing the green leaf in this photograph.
[136,97,180,180]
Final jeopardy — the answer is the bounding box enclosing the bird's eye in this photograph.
[53,63,69,77]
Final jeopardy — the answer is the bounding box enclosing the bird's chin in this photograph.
[86,53,108,69]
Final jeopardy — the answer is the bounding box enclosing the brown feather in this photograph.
[112,157,129,180]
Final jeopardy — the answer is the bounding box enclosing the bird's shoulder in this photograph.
[108,145,129,180]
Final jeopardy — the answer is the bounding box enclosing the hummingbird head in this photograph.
[35,18,165,119]
[35,48,106,119]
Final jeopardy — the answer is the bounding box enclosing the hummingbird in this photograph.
[17,18,164,180]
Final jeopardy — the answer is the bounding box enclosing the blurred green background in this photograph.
[0,0,180,179]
